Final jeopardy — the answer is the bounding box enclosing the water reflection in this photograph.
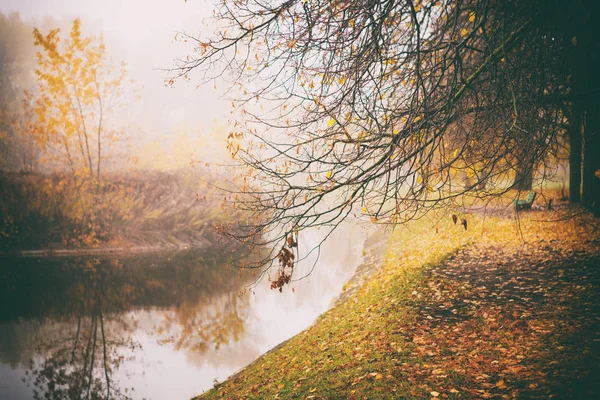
[1,248,250,399]
[0,225,368,399]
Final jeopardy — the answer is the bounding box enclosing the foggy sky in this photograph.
[0,0,231,163]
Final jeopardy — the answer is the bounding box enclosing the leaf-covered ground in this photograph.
[196,209,600,399]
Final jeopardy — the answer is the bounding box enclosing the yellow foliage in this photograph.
[32,19,126,180]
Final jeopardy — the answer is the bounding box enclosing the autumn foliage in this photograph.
[32,19,126,179]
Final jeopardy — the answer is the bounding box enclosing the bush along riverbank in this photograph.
[0,170,239,253]
[196,209,600,399]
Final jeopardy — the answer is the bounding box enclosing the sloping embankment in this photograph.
[195,210,600,399]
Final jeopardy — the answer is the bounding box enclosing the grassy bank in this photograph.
[197,208,600,399]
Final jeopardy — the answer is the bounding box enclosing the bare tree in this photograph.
[174,0,599,289]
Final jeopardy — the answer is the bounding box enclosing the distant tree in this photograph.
[0,12,38,171]
[4,91,41,172]
[32,19,126,180]
[175,0,599,289]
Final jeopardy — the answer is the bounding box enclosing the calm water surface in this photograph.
[0,226,368,399]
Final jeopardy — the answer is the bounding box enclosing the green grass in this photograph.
[196,209,600,399]
[196,216,478,399]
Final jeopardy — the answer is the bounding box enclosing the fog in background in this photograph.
[1,0,230,168]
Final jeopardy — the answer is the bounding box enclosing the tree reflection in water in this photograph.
[0,247,251,399]
[157,292,248,354]
[24,258,136,400]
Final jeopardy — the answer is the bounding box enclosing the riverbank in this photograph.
[0,229,217,257]
[195,209,600,399]
[0,170,235,253]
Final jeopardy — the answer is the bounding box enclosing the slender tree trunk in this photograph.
[568,103,582,203]
[583,107,600,216]
[95,79,103,181]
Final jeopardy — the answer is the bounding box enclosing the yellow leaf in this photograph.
[452,149,459,158]
[375,373,382,380]
[431,391,440,397]
[361,207,367,214]
[328,118,335,127]
[337,76,347,84]
[325,170,333,179]
[309,387,317,393]
[469,12,475,22]
[461,28,468,37]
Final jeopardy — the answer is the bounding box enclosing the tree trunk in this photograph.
[568,103,582,203]
[580,1,600,216]
[512,158,535,191]
[583,107,600,216]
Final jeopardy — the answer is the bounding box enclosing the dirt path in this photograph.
[406,242,600,398]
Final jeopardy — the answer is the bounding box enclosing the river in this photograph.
[0,225,369,399]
